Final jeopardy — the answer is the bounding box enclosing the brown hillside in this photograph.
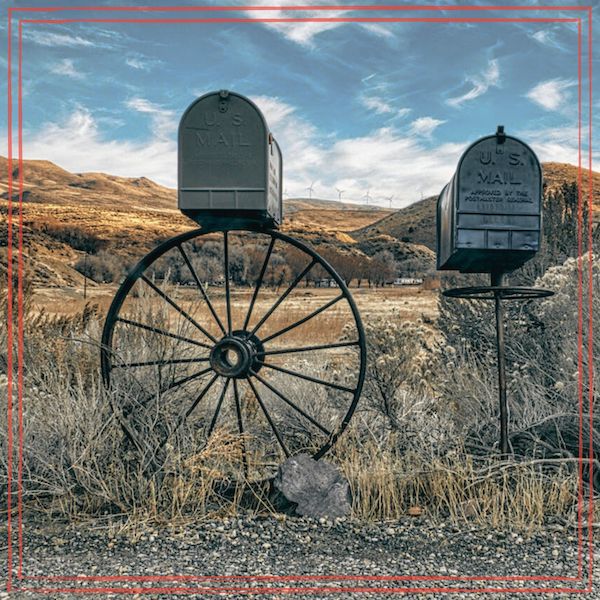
[0,158,394,287]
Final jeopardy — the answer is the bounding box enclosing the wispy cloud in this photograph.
[23,30,95,48]
[531,29,568,53]
[410,116,445,137]
[359,95,411,120]
[125,55,162,71]
[446,59,500,108]
[241,0,394,47]
[518,125,579,164]
[50,59,84,80]
[525,78,575,111]
[126,97,176,140]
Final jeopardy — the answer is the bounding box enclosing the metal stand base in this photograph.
[443,275,554,459]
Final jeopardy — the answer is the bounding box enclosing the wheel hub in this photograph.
[209,330,264,378]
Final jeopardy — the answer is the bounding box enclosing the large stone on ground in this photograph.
[271,453,352,519]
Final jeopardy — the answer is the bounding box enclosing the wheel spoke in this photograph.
[258,340,359,357]
[248,259,316,338]
[161,366,214,395]
[233,380,248,477]
[261,294,345,344]
[256,361,355,394]
[157,373,220,451]
[207,378,231,438]
[246,377,290,458]
[177,244,227,336]
[251,371,332,436]
[140,275,218,344]
[242,237,275,331]
[116,318,213,350]
[114,357,210,369]
[224,231,232,334]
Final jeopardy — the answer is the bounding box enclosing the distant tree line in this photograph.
[145,241,409,289]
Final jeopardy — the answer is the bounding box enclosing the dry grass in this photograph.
[0,275,586,533]
[336,434,578,531]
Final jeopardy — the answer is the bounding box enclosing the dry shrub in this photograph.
[436,255,600,476]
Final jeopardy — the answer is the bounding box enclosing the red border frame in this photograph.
[4,4,594,595]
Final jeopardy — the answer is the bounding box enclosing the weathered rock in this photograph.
[271,453,352,519]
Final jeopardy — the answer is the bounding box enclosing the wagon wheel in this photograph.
[101,224,366,480]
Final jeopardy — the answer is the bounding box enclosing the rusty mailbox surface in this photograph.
[178,90,282,228]
[437,128,542,274]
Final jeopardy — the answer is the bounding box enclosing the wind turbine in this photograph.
[363,190,371,207]
[336,188,344,203]
[306,181,315,200]
[385,195,395,209]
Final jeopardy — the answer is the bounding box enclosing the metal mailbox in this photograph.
[178,90,283,228]
[437,126,542,274]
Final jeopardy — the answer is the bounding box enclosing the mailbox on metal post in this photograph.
[437,126,542,274]
[437,127,553,459]
[178,90,283,229]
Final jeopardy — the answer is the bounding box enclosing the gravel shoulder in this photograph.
[1,514,597,599]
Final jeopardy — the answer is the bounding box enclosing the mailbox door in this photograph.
[453,134,542,272]
[178,91,269,213]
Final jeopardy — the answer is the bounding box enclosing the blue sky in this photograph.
[2,1,597,207]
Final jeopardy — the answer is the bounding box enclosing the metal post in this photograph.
[491,271,509,458]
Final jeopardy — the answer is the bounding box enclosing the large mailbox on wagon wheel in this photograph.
[179,90,283,228]
[101,91,366,479]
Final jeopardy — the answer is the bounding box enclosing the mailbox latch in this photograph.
[496,125,506,145]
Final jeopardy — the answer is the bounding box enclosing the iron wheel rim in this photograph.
[100,223,367,475]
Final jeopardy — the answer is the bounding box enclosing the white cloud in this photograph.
[240,0,392,47]
[50,58,84,80]
[531,29,567,53]
[518,126,579,165]
[125,97,176,139]
[23,30,95,48]
[358,93,411,118]
[447,59,500,108]
[360,95,394,115]
[21,107,177,187]
[126,58,147,70]
[526,78,575,111]
[410,116,445,137]
[125,56,161,71]
[251,97,456,205]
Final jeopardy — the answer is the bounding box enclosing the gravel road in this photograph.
[1,514,596,599]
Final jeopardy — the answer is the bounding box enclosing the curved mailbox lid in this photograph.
[456,133,542,220]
